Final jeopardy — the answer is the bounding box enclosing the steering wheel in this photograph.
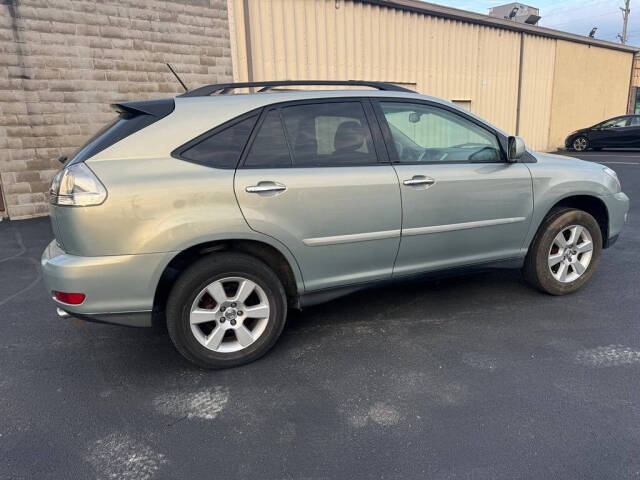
[418,149,447,162]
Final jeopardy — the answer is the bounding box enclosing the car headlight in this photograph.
[603,166,621,193]
[49,163,107,206]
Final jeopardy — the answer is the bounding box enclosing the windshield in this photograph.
[66,117,121,165]
[66,98,175,166]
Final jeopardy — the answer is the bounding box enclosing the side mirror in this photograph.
[507,136,525,162]
[408,112,422,123]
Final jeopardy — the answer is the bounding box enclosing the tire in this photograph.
[522,208,602,295]
[166,252,287,369]
[572,136,589,152]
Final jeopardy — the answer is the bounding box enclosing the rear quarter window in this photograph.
[178,114,258,169]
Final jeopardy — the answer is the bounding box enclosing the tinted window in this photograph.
[244,110,292,168]
[599,117,628,128]
[281,102,377,166]
[628,116,640,126]
[380,102,502,163]
[181,115,257,168]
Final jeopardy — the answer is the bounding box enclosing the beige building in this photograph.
[1,0,638,220]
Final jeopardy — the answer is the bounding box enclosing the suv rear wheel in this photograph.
[523,208,602,295]
[166,253,287,368]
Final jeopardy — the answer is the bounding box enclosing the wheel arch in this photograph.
[572,134,589,151]
[530,195,609,250]
[153,237,304,323]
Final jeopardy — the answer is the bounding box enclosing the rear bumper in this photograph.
[41,240,175,327]
[55,308,154,328]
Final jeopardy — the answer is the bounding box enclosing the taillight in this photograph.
[50,163,107,207]
[53,291,86,305]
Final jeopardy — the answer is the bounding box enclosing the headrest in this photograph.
[334,121,365,152]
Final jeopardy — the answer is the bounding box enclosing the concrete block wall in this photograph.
[0,0,233,219]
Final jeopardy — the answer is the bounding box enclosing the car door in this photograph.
[622,116,640,147]
[234,99,402,291]
[589,116,630,148]
[373,100,533,277]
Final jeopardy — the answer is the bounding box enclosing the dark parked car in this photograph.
[565,114,640,151]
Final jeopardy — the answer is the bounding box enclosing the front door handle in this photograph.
[403,175,435,187]
[246,181,287,194]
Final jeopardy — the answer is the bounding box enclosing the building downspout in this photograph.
[515,32,524,135]
[627,54,639,114]
[242,0,254,87]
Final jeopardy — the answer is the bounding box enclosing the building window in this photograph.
[635,88,640,114]
[452,100,472,112]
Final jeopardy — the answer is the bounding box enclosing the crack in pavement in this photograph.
[0,227,42,308]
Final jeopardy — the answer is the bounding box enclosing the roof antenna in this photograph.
[166,63,188,92]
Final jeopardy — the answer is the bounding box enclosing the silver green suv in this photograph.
[42,80,629,368]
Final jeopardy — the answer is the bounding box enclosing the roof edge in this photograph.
[358,0,640,53]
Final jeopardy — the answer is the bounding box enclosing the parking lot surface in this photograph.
[1,151,639,479]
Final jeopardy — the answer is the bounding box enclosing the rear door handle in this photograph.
[245,181,287,194]
[403,175,435,187]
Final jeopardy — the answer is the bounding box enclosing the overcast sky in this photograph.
[427,0,639,46]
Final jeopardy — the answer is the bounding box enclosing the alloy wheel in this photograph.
[547,224,594,283]
[573,137,588,151]
[189,277,270,353]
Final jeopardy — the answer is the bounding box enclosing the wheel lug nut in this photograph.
[230,319,236,326]
[237,310,243,316]
[231,303,237,308]
[220,306,226,312]
[220,318,226,323]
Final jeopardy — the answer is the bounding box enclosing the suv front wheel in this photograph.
[166,253,287,368]
[523,208,602,295]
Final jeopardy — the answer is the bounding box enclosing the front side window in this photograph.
[380,102,502,163]
[181,115,257,168]
[281,102,377,166]
[598,117,629,128]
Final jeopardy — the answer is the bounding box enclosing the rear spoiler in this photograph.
[111,98,175,119]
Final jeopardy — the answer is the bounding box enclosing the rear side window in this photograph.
[180,115,258,168]
[281,102,377,166]
[244,110,292,168]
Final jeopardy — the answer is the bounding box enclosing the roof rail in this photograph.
[178,80,414,97]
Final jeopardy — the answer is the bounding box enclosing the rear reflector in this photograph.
[53,291,86,305]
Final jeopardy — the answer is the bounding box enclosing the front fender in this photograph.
[522,154,614,250]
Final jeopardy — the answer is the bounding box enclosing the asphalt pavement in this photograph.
[1,151,639,479]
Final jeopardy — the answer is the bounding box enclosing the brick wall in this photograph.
[0,0,233,219]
